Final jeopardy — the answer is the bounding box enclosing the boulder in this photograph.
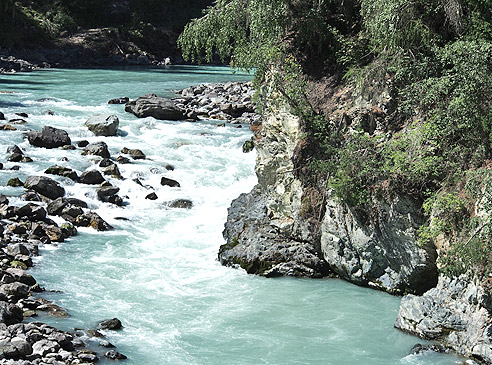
[121,147,145,160]
[0,194,8,205]
[27,126,71,148]
[160,177,180,187]
[167,199,193,209]
[79,170,105,185]
[82,141,110,158]
[125,94,185,120]
[45,165,78,181]
[24,176,65,200]
[96,186,120,200]
[102,164,122,179]
[98,318,122,330]
[7,153,22,162]
[7,177,24,187]
[0,111,4,120]
[75,212,113,231]
[105,350,127,360]
[47,197,68,215]
[108,97,129,104]
[0,302,23,325]
[16,203,47,221]
[145,192,158,200]
[85,114,119,136]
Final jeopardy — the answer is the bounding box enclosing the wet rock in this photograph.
[0,194,9,205]
[116,155,131,164]
[21,190,41,202]
[125,94,185,120]
[37,302,69,318]
[96,186,120,200]
[99,340,115,348]
[66,197,88,209]
[160,177,180,188]
[121,147,145,160]
[99,158,114,167]
[27,126,71,149]
[47,197,68,216]
[77,349,98,362]
[43,224,64,242]
[82,141,111,158]
[98,318,122,330]
[75,212,113,231]
[16,203,47,221]
[0,302,23,325]
[7,177,24,187]
[8,152,23,162]
[0,124,16,130]
[145,192,158,200]
[167,199,193,209]
[79,170,105,185]
[7,145,22,154]
[108,97,129,104]
[1,282,29,300]
[9,118,26,124]
[45,165,78,181]
[77,140,89,148]
[0,111,4,120]
[395,275,492,362]
[85,114,119,136]
[410,343,448,355]
[15,112,28,118]
[24,176,65,200]
[242,139,254,153]
[108,194,124,206]
[6,268,36,286]
[60,222,77,238]
[103,164,122,179]
[105,349,128,360]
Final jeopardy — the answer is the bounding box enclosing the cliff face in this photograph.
[396,276,492,363]
[219,83,437,294]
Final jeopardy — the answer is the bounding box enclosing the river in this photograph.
[0,66,461,364]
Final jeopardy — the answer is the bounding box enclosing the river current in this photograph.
[0,66,461,364]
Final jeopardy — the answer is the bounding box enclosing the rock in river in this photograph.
[27,126,71,148]
[24,176,65,200]
[125,94,184,120]
[85,114,119,136]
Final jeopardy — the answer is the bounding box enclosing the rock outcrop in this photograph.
[220,83,437,294]
[395,275,492,363]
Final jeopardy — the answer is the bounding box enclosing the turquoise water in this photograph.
[0,67,461,364]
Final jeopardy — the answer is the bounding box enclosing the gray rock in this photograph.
[97,186,120,200]
[105,349,127,360]
[121,147,145,160]
[7,177,24,187]
[27,126,71,149]
[10,336,32,357]
[98,318,122,330]
[167,199,193,209]
[108,97,129,104]
[160,177,180,187]
[79,170,105,185]
[125,94,185,120]
[85,114,119,136]
[75,212,113,231]
[16,203,47,221]
[395,275,492,363]
[24,176,65,200]
[44,165,78,181]
[82,141,110,158]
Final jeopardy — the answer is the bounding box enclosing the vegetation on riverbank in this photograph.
[0,0,212,49]
[178,0,492,279]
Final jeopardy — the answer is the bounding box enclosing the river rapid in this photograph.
[0,66,461,364]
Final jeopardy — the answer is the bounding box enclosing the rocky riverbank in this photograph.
[0,78,258,362]
[396,275,492,363]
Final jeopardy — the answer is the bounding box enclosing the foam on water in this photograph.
[0,67,463,364]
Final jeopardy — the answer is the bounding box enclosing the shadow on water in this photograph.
[0,100,26,108]
[0,77,49,85]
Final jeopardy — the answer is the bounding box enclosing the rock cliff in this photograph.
[219,83,437,294]
[395,275,492,363]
